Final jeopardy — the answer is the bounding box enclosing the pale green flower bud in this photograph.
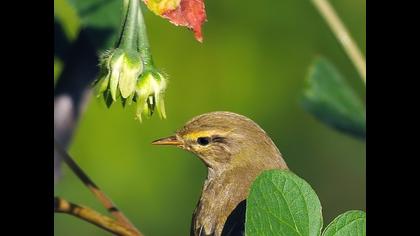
[135,71,167,121]
[95,49,143,102]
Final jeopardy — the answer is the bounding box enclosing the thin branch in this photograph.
[311,0,366,83]
[54,140,143,236]
[54,197,139,236]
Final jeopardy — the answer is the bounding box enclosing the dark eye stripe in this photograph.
[211,135,226,143]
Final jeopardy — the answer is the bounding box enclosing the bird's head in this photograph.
[152,111,288,171]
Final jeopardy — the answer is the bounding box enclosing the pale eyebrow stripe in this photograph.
[184,129,234,140]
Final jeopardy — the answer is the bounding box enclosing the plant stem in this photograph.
[311,0,366,83]
[115,0,130,48]
[119,0,139,51]
[137,2,153,67]
[54,140,143,236]
[54,197,139,236]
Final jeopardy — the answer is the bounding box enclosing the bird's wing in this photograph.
[191,200,246,236]
[221,200,246,236]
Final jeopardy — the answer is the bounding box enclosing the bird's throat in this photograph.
[192,166,255,236]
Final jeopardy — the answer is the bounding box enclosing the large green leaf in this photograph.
[322,210,366,236]
[245,170,323,236]
[301,58,365,139]
[67,0,122,50]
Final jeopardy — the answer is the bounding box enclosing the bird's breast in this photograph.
[192,170,253,236]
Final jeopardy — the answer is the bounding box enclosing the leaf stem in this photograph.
[115,0,129,48]
[311,0,366,83]
[119,0,139,51]
[137,2,153,67]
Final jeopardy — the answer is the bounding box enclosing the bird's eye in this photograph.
[197,137,210,146]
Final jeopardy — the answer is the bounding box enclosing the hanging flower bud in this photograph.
[135,70,167,121]
[96,49,143,101]
[93,0,169,122]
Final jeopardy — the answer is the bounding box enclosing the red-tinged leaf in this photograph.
[143,0,206,42]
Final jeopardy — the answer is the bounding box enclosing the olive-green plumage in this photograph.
[153,111,288,236]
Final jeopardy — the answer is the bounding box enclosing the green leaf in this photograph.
[245,170,323,236]
[55,0,82,41]
[301,57,365,139]
[68,0,122,50]
[322,210,366,236]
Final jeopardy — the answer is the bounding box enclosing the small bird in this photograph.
[152,112,288,236]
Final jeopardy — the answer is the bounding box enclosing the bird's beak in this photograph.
[152,135,183,147]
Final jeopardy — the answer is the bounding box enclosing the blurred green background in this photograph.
[54,0,365,235]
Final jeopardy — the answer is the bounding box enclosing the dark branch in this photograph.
[54,197,139,236]
[54,140,143,236]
